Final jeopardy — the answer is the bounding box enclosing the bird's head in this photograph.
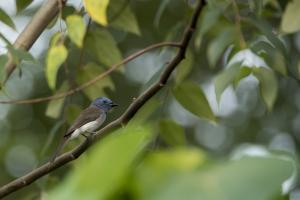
[91,97,118,112]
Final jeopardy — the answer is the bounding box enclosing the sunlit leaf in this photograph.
[66,14,86,48]
[108,0,140,35]
[46,44,68,89]
[133,148,206,199]
[138,156,293,200]
[173,81,215,121]
[253,67,278,111]
[159,119,186,146]
[207,27,235,67]
[16,0,33,12]
[85,27,123,67]
[77,63,114,100]
[83,0,110,26]
[281,0,300,33]
[0,8,15,29]
[47,125,152,200]
[214,62,241,103]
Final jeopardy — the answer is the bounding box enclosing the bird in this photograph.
[49,97,118,163]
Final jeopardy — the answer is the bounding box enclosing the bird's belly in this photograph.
[70,115,106,139]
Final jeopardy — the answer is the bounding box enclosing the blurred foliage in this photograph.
[0,0,299,200]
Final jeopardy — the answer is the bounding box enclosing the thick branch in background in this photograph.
[3,0,67,83]
[0,0,206,198]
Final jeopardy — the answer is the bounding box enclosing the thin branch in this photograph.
[231,0,246,49]
[0,0,206,198]
[0,42,180,104]
[3,0,67,84]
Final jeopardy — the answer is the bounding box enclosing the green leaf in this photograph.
[207,27,235,67]
[46,44,68,89]
[0,8,15,29]
[62,5,76,20]
[253,67,278,111]
[248,16,287,59]
[133,148,206,200]
[159,119,186,146]
[83,0,110,26]
[45,82,69,118]
[214,62,241,103]
[0,32,12,45]
[0,55,8,82]
[129,97,161,125]
[66,15,86,48]
[64,104,82,124]
[233,66,252,87]
[7,46,35,64]
[77,63,114,100]
[85,27,122,67]
[108,0,140,35]
[47,125,152,200]
[16,0,33,12]
[173,81,215,121]
[251,40,287,76]
[175,50,194,84]
[281,0,300,33]
[138,156,293,200]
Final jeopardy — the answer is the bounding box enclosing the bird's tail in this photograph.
[49,136,69,163]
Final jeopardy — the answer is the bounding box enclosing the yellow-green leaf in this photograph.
[47,125,152,200]
[173,81,215,122]
[83,0,110,26]
[46,45,68,89]
[66,14,86,48]
[133,148,206,199]
[253,67,278,111]
[281,0,300,33]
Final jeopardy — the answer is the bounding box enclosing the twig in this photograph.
[0,42,180,104]
[231,0,246,49]
[0,0,206,198]
[3,0,67,84]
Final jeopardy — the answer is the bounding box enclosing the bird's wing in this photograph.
[65,106,102,137]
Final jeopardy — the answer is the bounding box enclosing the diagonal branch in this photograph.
[3,0,67,84]
[0,42,180,104]
[0,0,206,198]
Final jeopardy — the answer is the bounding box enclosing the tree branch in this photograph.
[0,0,206,198]
[0,42,180,104]
[3,0,67,84]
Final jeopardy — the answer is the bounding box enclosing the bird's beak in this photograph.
[111,103,118,107]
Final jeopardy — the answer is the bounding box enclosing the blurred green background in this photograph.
[0,0,299,199]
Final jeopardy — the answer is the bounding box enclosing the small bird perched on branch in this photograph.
[49,97,118,163]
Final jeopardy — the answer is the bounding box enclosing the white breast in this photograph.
[70,113,106,139]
